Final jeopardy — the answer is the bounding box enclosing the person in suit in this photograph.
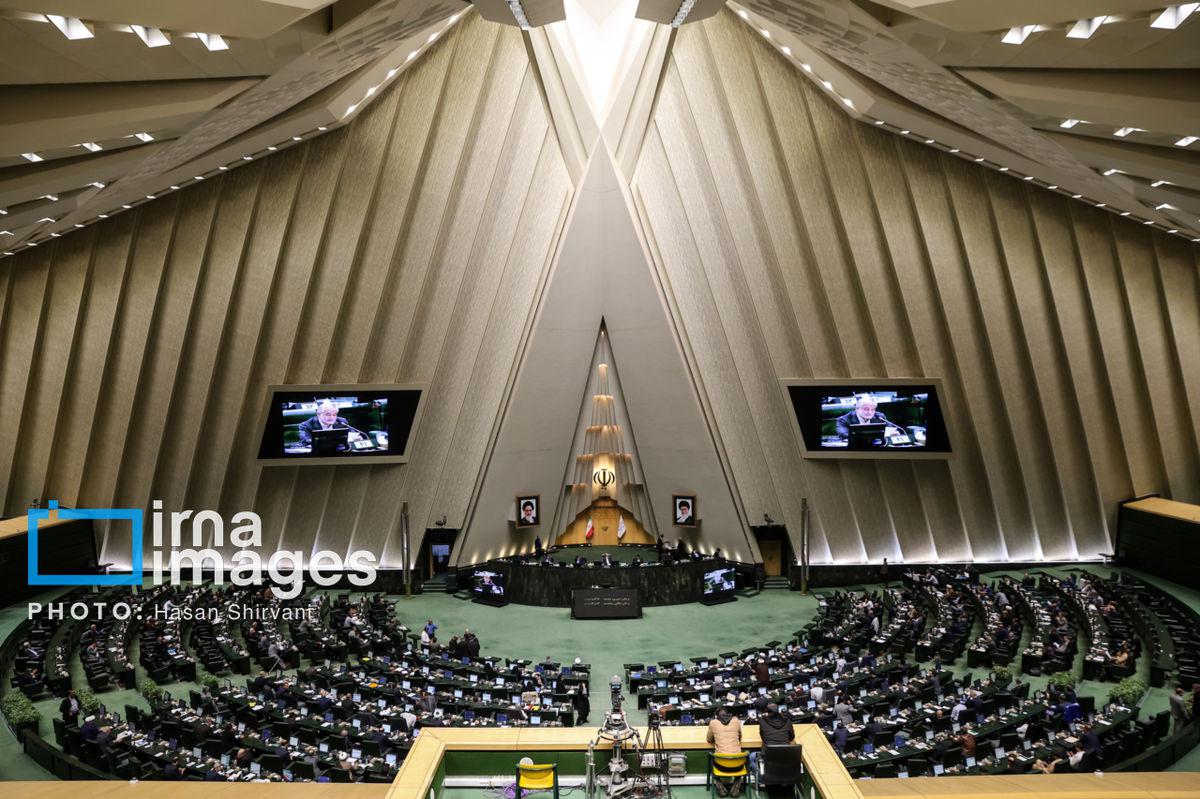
[297,401,364,448]
[417,690,437,714]
[534,535,543,557]
[79,716,100,742]
[162,757,183,780]
[204,762,226,781]
[464,631,480,659]
[1079,723,1102,756]
[60,689,81,724]
[95,725,115,755]
[1170,687,1191,733]
[600,553,614,568]
[834,394,904,441]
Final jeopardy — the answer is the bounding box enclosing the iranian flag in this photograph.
[585,517,595,539]
[617,515,626,540]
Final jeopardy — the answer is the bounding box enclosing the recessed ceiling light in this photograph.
[21,152,43,162]
[344,104,358,117]
[46,14,93,40]
[1151,179,1170,187]
[131,24,170,47]
[1113,127,1141,137]
[1175,135,1198,147]
[98,213,108,218]
[781,46,791,56]
[949,148,960,153]
[80,141,102,152]
[1151,3,1198,29]
[1103,168,1121,176]
[317,126,327,131]
[134,132,154,142]
[1156,202,1175,210]
[924,138,934,144]
[999,166,1009,172]
[169,185,180,190]
[91,181,105,189]
[1121,211,1130,216]
[1143,219,1155,225]
[900,129,910,135]
[737,9,748,19]
[197,32,229,51]
[387,67,399,79]
[146,194,155,199]
[268,146,277,151]
[1060,119,1081,128]
[1067,16,1108,38]
[219,166,228,170]
[242,155,252,161]
[1096,203,1106,207]
[292,136,302,141]
[843,98,854,108]
[0,208,6,215]
[43,194,58,201]
[122,204,132,209]
[74,223,84,228]
[37,217,55,223]
[1001,25,1036,45]
[407,51,418,62]
[1024,175,1034,181]
[1072,194,1082,198]
[802,63,812,73]
[1047,185,1057,190]
[194,176,204,181]
[974,157,985,162]
[874,120,884,125]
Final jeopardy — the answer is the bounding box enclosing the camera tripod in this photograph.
[584,708,672,799]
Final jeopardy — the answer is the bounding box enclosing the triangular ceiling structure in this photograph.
[455,143,756,564]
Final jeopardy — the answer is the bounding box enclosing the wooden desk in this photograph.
[4,784,389,799]
[0,510,74,542]
[387,723,864,799]
[1124,497,1200,524]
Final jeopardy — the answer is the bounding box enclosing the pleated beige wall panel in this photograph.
[0,12,573,569]
[629,9,1200,564]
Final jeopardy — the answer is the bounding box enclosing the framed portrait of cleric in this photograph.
[256,383,426,466]
[782,378,953,460]
[673,494,697,527]
[515,495,540,528]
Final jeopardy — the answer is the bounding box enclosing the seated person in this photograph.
[707,706,744,797]
[297,401,364,449]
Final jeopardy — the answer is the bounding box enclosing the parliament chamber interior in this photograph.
[1,1,1200,799]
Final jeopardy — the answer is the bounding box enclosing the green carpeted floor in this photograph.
[3,564,1200,782]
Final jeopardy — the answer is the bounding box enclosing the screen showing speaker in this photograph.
[786,380,951,459]
[703,567,736,596]
[472,570,505,598]
[257,384,424,465]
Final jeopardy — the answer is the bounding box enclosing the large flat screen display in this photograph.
[785,380,951,459]
[257,384,424,465]
[472,570,505,598]
[703,567,736,596]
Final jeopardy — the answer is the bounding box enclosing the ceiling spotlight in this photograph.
[242,155,252,161]
[1103,168,1121,175]
[0,230,10,235]
[407,51,418,62]
[90,181,105,188]
[1150,3,1198,29]
[843,97,854,108]
[344,104,358,117]
[1047,185,1057,189]
[387,67,398,79]
[0,208,6,215]
[98,213,107,218]
[781,46,791,56]
[1024,175,1034,180]
[197,32,229,51]
[1113,126,1141,137]
[999,166,1009,172]
[134,132,154,142]
[131,24,170,47]
[218,166,228,170]
[1144,220,1155,225]
[1001,25,1036,45]
[974,157,985,162]
[802,63,812,73]
[267,146,277,151]
[292,136,302,141]
[1096,203,1106,207]
[1060,118,1081,128]
[1156,202,1175,210]
[37,217,55,223]
[1067,16,1108,38]
[43,194,58,201]
[760,28,770,38]
[874,120,884,125]
[1072,194,1083,198]
[317,126,327,131]
[146,194,155,199]
[46,14,93,40]
[80,141,102,152]
[900,129,910,135]
[1151,179,1170,187]
[21,152,43,162]
[1121,211,1130,216]
[737,8,748,19]
[949,148,960,153]
[122,204,132,209]
[169,185,180,191]
[1175,135,1198,147]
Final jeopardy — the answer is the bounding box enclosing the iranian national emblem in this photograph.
[593,468,615,490]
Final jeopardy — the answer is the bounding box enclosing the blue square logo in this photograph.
[28,500,143,586]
